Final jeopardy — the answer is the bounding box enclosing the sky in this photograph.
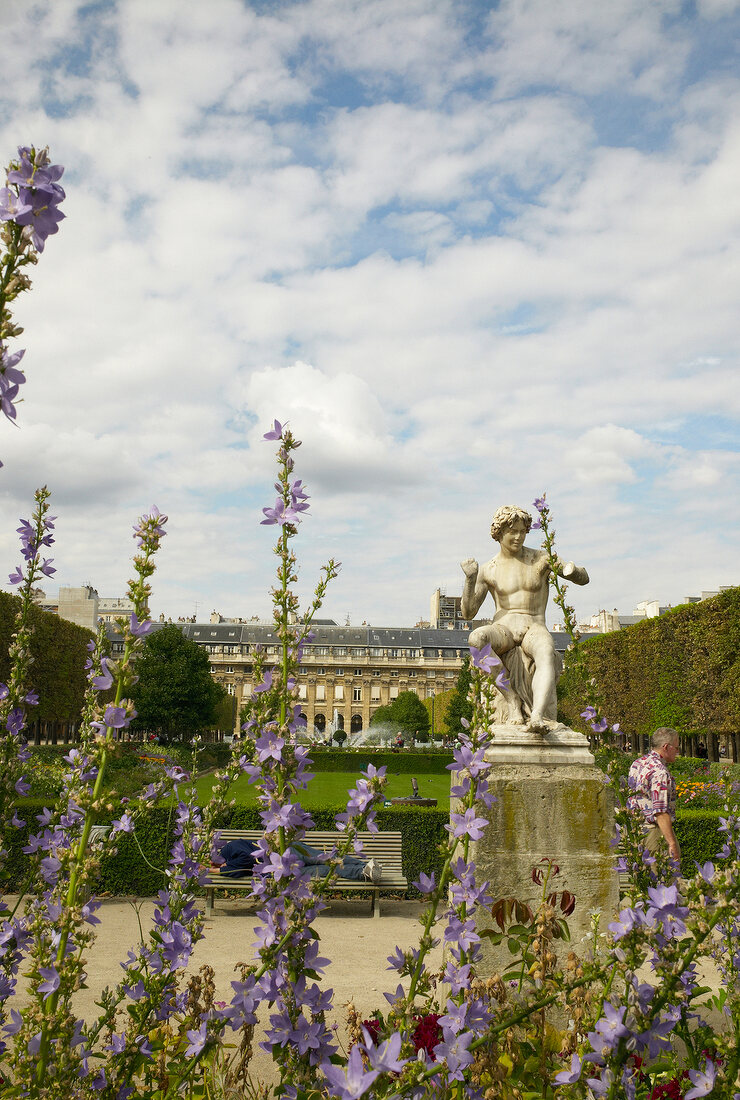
[0,0,738,629]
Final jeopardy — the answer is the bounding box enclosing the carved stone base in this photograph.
[483,723,595,766]
[460,725,619,975]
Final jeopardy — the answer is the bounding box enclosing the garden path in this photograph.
[9,895,442,1089]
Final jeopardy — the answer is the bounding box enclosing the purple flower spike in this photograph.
[697,861,715,884]
[469,643,501,674]
[263,419,283,440]
[322,1044,379,1099]
[554,1052,582,1084]
[253,669,273,694]
[185,1021,208,1057]
[129,612,154,637]
[685,1059,717,1099]
[533,494,547,511]
[38,965,60,998]
[91,658,114,691]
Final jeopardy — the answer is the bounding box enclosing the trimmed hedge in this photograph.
[0,591,94,725]
[675,810,727,868]
[307,749,454,774]
[558,586,740,746]
[7,803,450,899]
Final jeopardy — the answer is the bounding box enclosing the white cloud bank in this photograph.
[0,0,737,629]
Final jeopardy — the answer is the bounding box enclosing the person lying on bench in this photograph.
[210,838,382,883]
[290,841,382,883]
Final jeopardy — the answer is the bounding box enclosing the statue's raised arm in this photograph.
[460,557,488,620]
[460,504,589,734]
[555,558,589,586]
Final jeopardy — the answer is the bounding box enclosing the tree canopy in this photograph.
[370,690,430,737]
[131,626,228,741]
[444,655,473,736]
[0,591,93,724]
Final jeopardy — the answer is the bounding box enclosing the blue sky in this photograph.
[0,0,738,628]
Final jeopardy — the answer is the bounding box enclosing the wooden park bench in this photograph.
[203,829,407,919]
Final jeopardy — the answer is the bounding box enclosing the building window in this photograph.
[242,684,251,696]
[354,668,363,676]
[226,684,235,696]
[315,667,325,675]
[334,647,347,655]
[390,670,399,677]
[315,646,329,655]
[352,648,366,656]
[371,686,381,701]
[370,647,383,657]
[224,665,234,673]
[372,670,381,677]
[352,687,362,702]
[298,685,307,700]
[335,668,345,676]
[408,670,417,677]
[445,670,456,678]
[335,685,344,701]
[389,685,399,699]
[427,670,436,678]
[316,685,326,701]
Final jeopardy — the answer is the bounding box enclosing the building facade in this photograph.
[180,621,472,735]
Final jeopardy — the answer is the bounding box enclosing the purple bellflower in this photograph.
[470,643,501,674]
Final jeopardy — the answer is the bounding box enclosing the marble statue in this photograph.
[460,505,589,732]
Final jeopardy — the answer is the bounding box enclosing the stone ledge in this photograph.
[482,723,594,766]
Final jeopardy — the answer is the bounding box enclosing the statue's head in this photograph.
[490,505,532,542]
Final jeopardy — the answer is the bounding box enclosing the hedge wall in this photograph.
[0,591,94,725]
[9,797,728,902]
[7,803,450,899]
[307,749,454,774]
[559,586,740,747]
[674,810,727,869]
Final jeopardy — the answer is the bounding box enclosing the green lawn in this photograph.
[189,770,451,808]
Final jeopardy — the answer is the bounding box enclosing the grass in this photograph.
[187,770,451,808]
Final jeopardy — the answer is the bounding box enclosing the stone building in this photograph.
[180,621,473,736]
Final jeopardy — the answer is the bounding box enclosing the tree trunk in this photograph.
[707,731,718,763]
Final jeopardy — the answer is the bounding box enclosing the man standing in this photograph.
[627,728,681,862]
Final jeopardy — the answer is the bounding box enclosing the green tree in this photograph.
[369,704,393,728]
[369,693,430,738]
[444,655,473,736]
[131,626,227,742]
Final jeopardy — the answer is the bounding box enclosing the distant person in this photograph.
[627,727,681,863]
[395,732,404,749]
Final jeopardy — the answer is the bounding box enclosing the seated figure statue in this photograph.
[460,505,589,732]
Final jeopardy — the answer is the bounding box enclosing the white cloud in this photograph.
[0,0,737,630]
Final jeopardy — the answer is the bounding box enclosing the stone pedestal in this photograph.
[465,725,619,974]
